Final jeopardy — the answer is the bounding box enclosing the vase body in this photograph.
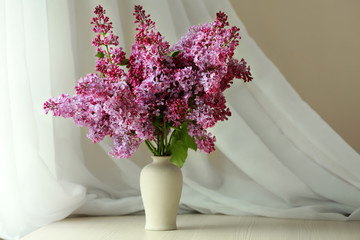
[140,156,183,230]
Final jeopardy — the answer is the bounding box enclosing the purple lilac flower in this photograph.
[44,5,252,158]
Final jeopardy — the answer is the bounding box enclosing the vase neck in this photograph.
[151,156,172,163]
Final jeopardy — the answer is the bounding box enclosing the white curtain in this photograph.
[1,0,360,239]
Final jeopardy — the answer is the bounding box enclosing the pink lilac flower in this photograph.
[44,5,252,158]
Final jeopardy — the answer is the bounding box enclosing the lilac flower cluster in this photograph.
[44,5,252,160]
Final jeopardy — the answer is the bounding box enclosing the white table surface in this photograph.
[21,214,360,240]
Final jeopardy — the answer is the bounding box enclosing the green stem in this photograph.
[168,129,176,149]
[156,131,159,154]
[145,140,157,155]
[159,130,164,155]
[105,45,113,64]
[163,119,169,155]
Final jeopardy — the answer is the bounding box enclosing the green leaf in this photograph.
[170,140,188,168]
[96,51,105,58]
[169,50,181,58]
[120,58,129,66]
[169,122,197,168]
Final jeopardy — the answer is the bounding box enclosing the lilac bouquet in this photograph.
[44,5,252,167]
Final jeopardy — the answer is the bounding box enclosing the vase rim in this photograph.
[151,155,171,158]
[151,155,172,162]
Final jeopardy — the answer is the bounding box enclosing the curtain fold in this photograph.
[1,0,360,239]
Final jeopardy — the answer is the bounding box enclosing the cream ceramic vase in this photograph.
[140,156,183,231]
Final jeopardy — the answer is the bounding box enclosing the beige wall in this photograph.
[230,0,360,153]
